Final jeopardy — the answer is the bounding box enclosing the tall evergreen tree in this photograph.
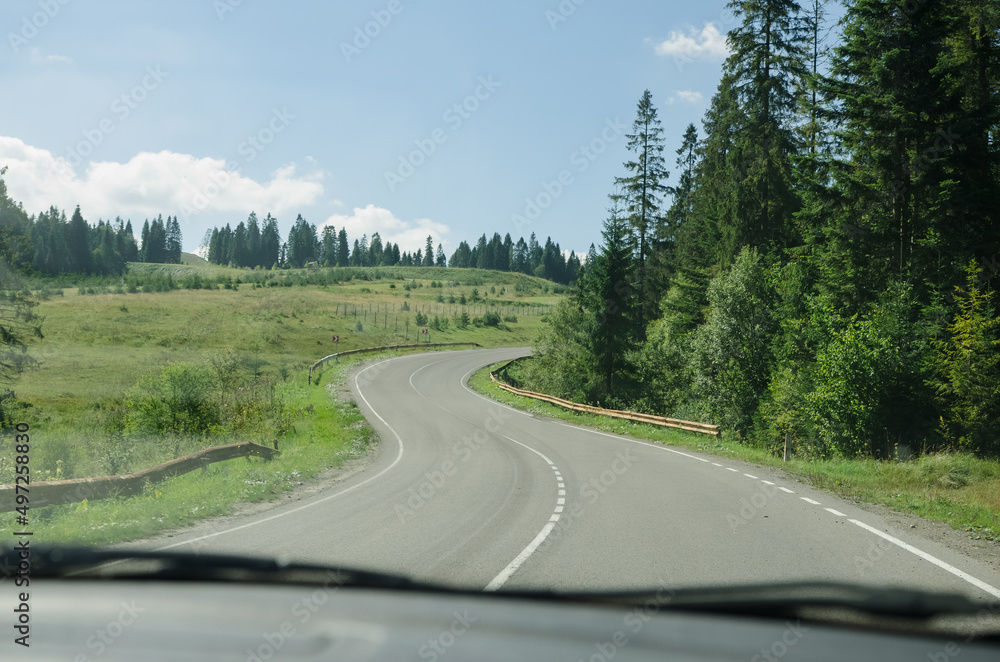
[139,219,151,262]
[144,216,168,264]
[246,212,262,267]
[613,90,670,335]
[337,228,350,267]
[720,0,807,258]
[122,220,139,263]
[233,222,248,267]
[583,195,638,400]
[424,235,435,267]
[166,216,183,263]
[65,206,92,273]
[320,225,337,266]
[261,214,281,268]
[450,241,472,268]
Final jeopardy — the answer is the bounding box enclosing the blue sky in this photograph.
[1,0,739,256]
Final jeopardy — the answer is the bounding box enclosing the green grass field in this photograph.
[470,362,1000,543]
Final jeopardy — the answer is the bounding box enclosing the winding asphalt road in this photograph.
[140,348,1000,600]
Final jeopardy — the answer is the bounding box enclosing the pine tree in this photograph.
[337,228,349,267]
[122,220,139,262]
[424,235,435,267]
[369,232,384,266]
[144,216,168,264]
[246,212,262,267]
[583,195,637,401]
[166,216,182,263]
[65,206,92,273]
[139,220,150,262]
[261,214,281,268]
[233,222,248,267]
[721,0,807,258]
[613,90,670,335]
[450,241,472,268]
[320,226,337,266]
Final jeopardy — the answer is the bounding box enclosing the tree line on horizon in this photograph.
[526,0,1000,460]
[0,169,581,284]
[205,213,582,284]
[0,177,183,276]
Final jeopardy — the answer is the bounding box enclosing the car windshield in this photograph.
[1,0,999,645]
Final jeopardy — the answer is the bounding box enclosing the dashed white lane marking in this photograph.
[825,508,846,517]
[850,520,1000,600]
[743,473,759,479]
[761,480,775,486]
[464,358,1000,599]
[484,433,565,592]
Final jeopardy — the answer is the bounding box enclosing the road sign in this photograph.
[421,329,428,334]
[332,335,339,343]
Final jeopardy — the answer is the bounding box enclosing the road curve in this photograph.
[135,348,1000,599]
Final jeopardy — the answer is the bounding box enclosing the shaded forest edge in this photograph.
[518,1,1000,464]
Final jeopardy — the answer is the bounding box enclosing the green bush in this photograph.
[125,363,218,435]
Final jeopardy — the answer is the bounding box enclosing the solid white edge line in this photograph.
[407,359,443,397]
[849,519,1000,600]
[155,359,406,552]
[467,352,1000,601]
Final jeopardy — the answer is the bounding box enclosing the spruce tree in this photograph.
[613,90,670,335]
[337,228,349,267]
[65,206,92,273]
[583,195,637,401]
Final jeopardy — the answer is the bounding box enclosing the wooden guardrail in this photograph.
[0,441,279,512]
[489,364,720,437]
[308,342,482,384]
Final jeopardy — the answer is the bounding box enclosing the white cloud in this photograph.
[321,204,450,254]
[0,135,324,223]
[675,90,704,104]
[665,90,705,105]
[29,48,73,65]
[654,23,728,60]
[0,136,441,255]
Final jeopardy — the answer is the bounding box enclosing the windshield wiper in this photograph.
[5,546,996,631]
[539,581,996,621]
[0,544,432,590]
